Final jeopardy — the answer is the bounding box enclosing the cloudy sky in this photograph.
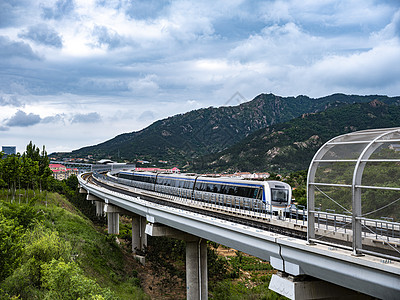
[1,0,400,154]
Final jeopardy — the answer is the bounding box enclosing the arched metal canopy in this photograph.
[307,127,400,256]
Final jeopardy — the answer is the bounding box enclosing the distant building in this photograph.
[49,163,78,180]
[97,159,115,164]
[2,146,16,157]
[137,160,150,164]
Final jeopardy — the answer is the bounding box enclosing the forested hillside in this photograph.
[0,143,149,299]
[192,100,400,173]
[53,93,400,167]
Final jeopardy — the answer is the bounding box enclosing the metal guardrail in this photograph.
[93,172,400,260]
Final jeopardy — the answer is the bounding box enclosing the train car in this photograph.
[116,171,292,213]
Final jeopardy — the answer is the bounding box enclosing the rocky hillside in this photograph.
[192,100,400,173]
[54,93,400,166]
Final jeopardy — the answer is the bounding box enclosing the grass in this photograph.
[0,190,149,300]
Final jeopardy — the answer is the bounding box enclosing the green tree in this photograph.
[20,156,39,189]
[0,210,25,281]
[1,155,21,192]
[65,175,78,191]
[0,155,6,188]
[25,141,40,162]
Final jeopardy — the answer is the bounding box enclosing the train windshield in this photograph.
[270,188,289,203]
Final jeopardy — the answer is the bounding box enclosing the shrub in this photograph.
[41,259,115,300]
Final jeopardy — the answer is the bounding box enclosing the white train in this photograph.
[114,171,292,214]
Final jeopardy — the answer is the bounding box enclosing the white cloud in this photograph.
[0,0,399,153]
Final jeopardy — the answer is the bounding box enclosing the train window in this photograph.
[212,184,220,193]
[253,188,259,199]
[183,180,193,189]
[271,188,288,203]
[220,185,228,194]
[119,173,130,180]
[256,188,262,200]
[236,186,253,198]
[174,179,183,188]
[195,182,204,191]
[227,186,237,195]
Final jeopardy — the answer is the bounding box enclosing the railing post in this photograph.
[352,185,363,256]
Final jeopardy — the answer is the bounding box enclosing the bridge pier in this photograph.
[132,215,147,254]
[104,204,124,234]
[186,238,207,300]
[85,193,105,217]
[145,223,208,300]
[95,201,105,216]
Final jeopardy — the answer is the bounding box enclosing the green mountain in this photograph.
[54,93,400,167]
[192,100,400,173]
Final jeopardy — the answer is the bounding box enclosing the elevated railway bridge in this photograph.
[78,128,400,300]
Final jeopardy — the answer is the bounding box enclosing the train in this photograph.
[114,170,292,213]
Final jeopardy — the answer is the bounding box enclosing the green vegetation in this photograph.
[194,101,400,173]
[142,238,287,299]
[0,141,53,192]
[208,249,285,300]
[0,190,149,299]
[0,142,149,299]
[52,93,400,168]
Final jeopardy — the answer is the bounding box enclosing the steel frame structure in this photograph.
[307,127,400,257]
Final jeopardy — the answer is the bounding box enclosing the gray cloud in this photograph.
[6,110,41,127]
[42,114,66,124]
[125,0,170,20]
[0,36,39,60]
[71,112,102,124]
[0,95,24,107]
[0,125,10,131]
[42,0,74,20]
[0,0,30,28]
[19,24,63,48]
[92,26,123,49]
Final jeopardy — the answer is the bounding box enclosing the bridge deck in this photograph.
[78,173,400,299]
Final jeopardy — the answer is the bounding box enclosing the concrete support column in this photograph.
[140,216,147,249]
[104,204,123,235]
[107,212,119,234]
[95,201,105,216]
[132,215,147,253]
[186,238,208,300]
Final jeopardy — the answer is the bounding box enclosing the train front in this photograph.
[264,181,292,214]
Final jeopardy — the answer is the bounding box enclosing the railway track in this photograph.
[84,172,400,259]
